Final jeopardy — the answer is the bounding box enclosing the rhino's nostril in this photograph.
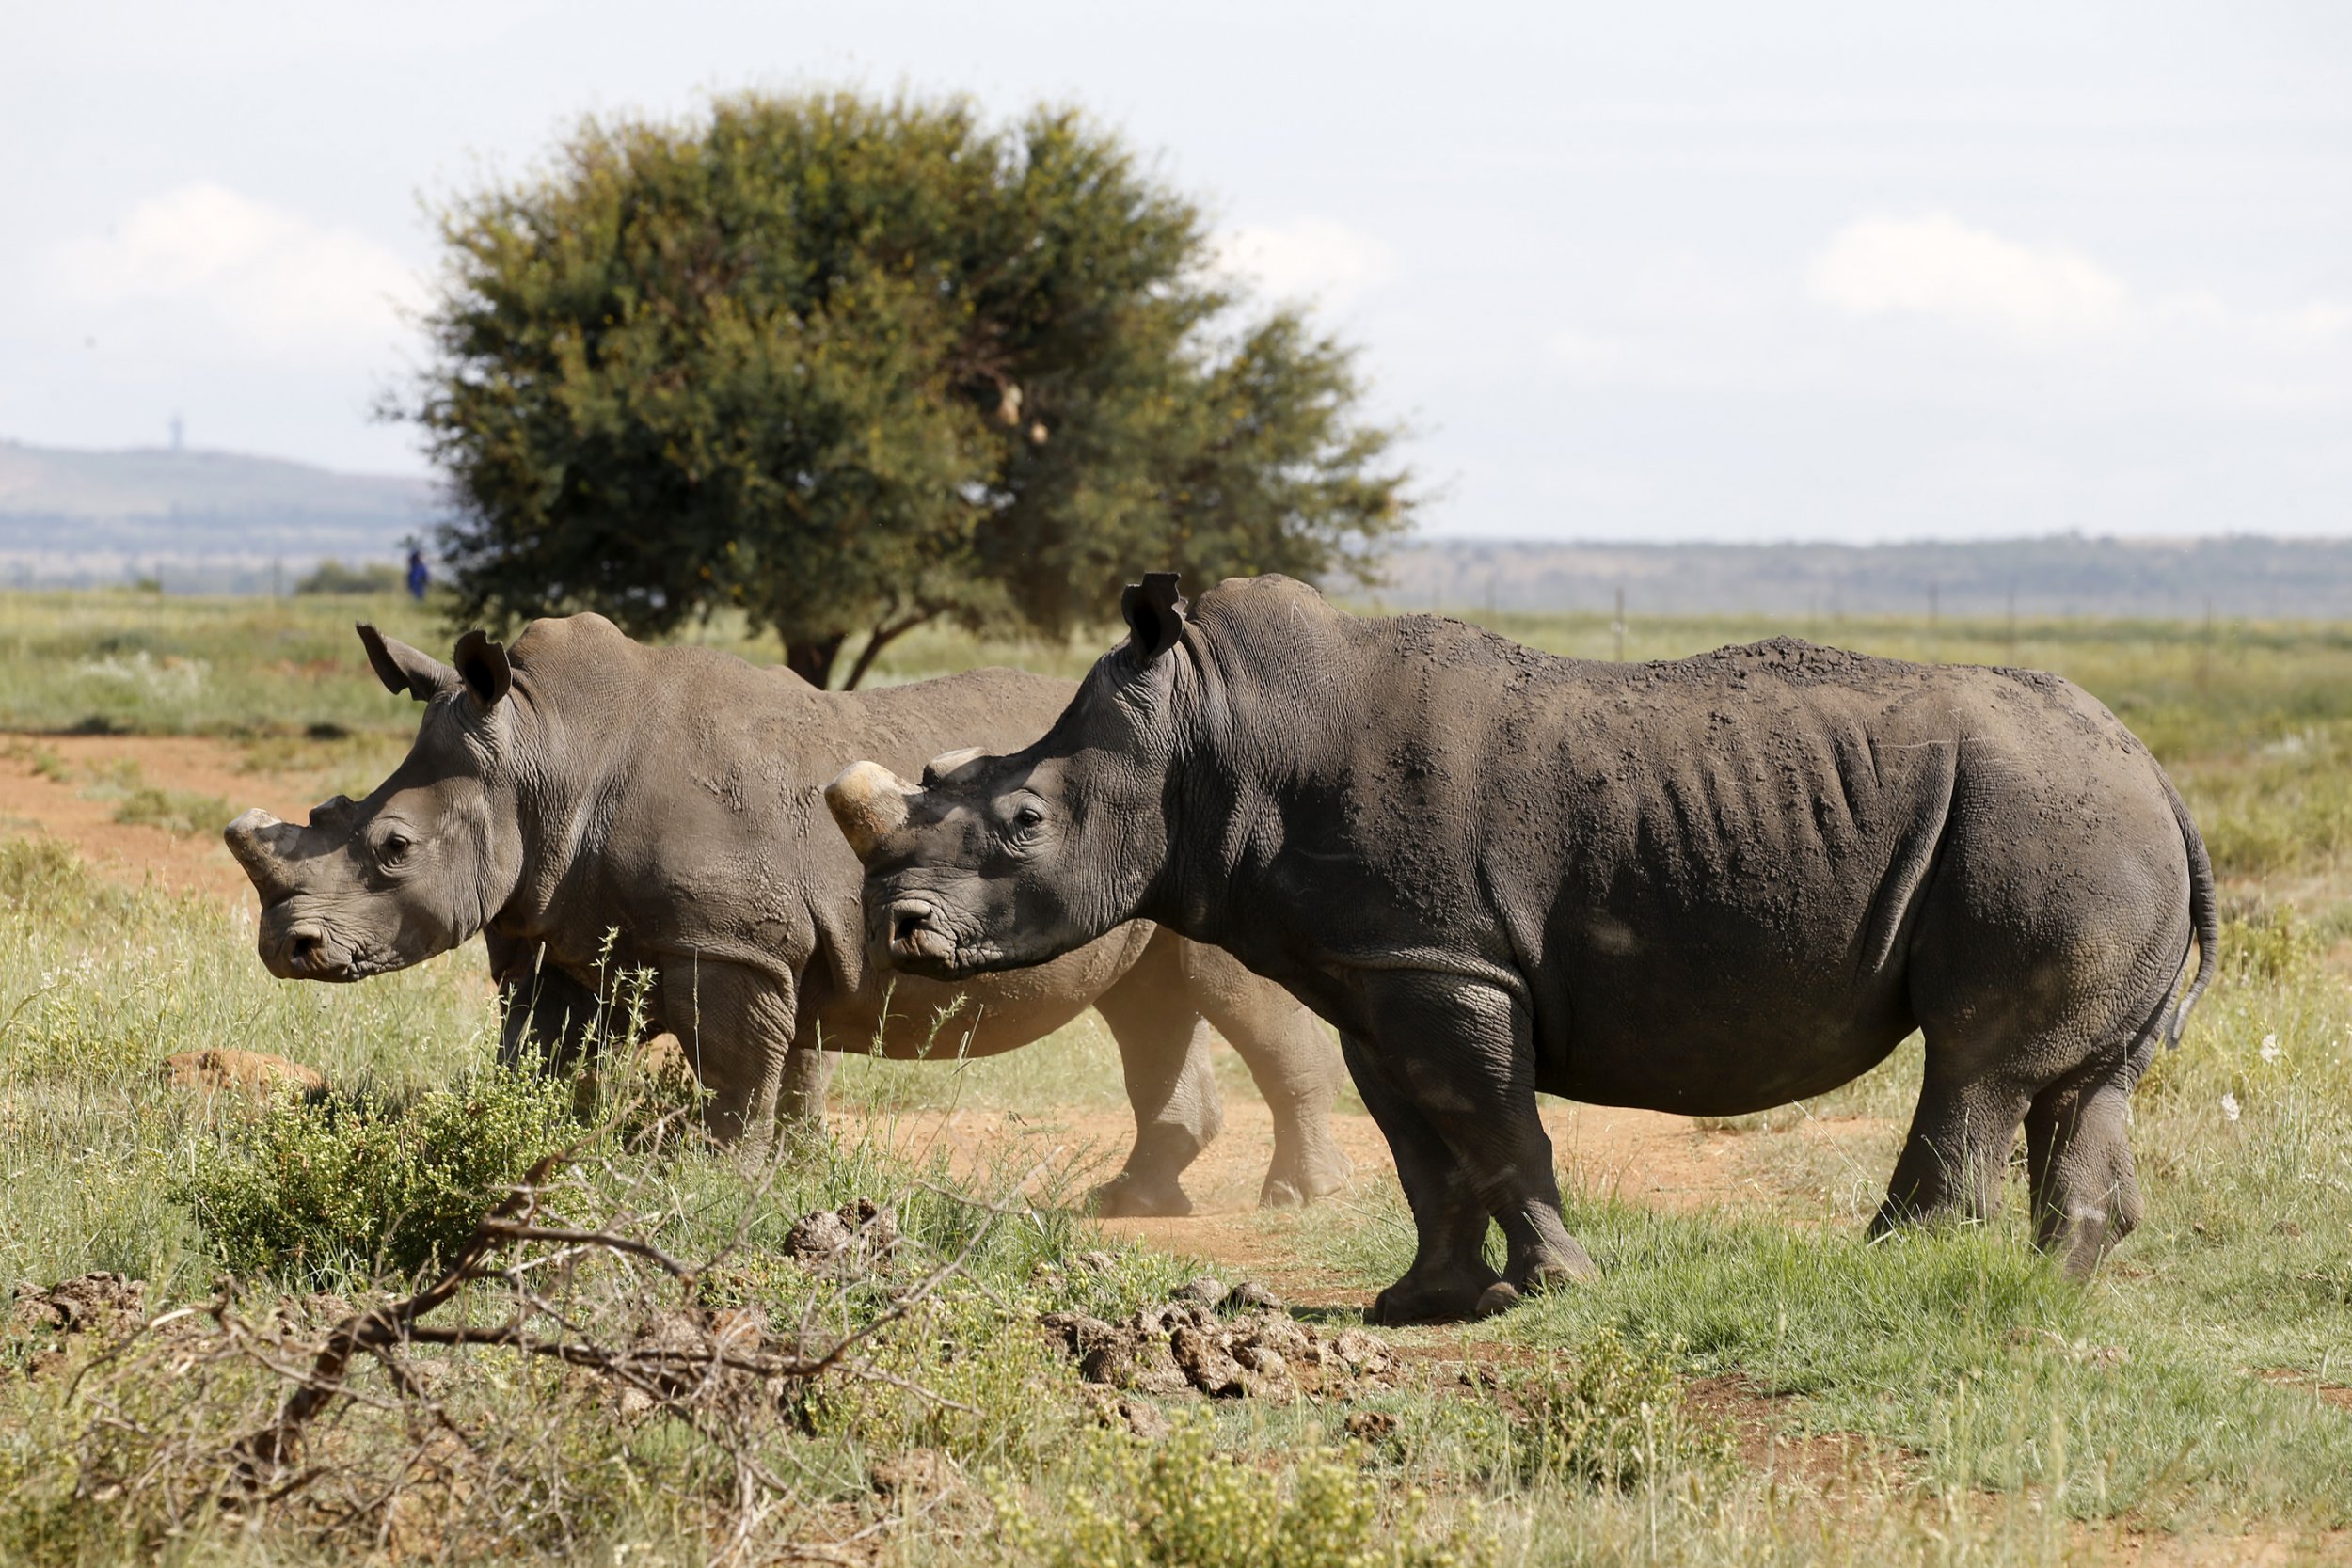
[286,927,326,966]
[893,911,930,946]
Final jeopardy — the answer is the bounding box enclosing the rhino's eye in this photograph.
[1008,805,1045,839]
[379,832,415,863]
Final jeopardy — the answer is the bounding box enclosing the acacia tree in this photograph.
[405,91,1411,687]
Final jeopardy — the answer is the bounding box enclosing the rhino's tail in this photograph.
[2157,768,2219,1051]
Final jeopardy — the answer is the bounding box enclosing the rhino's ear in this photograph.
[357,623,457,702]
[453,630,514,709]
[1120,572,1186,664]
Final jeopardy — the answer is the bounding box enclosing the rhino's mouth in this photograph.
[260,916,396,984]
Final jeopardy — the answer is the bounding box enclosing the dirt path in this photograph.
[826,1098,1899,1307]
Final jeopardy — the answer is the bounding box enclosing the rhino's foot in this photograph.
[1256,1148,1354,1211]
[1368,1268,1499,1326]
[1520,1246,1597,1290]
[2036,1202,2132,1279]
[1090,1172,1195,1219]
[1470,1255,1595,1320]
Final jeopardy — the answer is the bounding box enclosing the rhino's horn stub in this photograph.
[921,746,986,785]
[223,808,299,900]
[824,761,919,862]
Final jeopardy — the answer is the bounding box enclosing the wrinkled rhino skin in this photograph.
[221,613,1351,1213]
[834,574,2218,1321]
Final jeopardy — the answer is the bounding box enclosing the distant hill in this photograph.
[6,437,2349,618]
[1373,537,2352,623]
[0,438,437,591]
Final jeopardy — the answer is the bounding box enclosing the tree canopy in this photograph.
[404,91,1413,687]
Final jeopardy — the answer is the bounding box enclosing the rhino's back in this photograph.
[1302,619,2179,1106]
[518,632,1077,963]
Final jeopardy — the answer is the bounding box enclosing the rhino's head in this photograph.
[825,574,1196,980]
[226,625,527,982]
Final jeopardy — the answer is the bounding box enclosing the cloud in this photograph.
[49,182,423,362]
[1215,217,1396,309]
[1804,212,2133,342]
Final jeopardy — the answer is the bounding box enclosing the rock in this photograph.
[1229,1281,1283,1311]
[1037,1298,1396,1404]
[785,1198,898,1272]
[1169,1323,1248,1398]
[1111,1395,1170,1440]
[785,1209,854,1262]
[1234,1343,1286,1378]
[870,1447,958,1498]
[1331,1330,1395,1379]
[1130,1338,1195,1398]
[1172,1275,1229,1309]
[1082,1386,1172,1439]
[7,1273,150,1379]
[1344,1409,1398,1443]
[1039,1310,1120,1358]
[612,1307,775,1418]
[8,1272,145,1336]
[1074,1250,1118,1274]
[160,1049,324,1098]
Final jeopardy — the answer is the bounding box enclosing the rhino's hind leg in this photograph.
[1182,943,1354,1208]
[1091,954,1223,1218]
[663,958,795,1155]
[1871,1064,2031,1236]
[2024,1043,2153,1276]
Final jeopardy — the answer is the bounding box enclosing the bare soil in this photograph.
[825,1096,1899,1309]
[0,733,314,902]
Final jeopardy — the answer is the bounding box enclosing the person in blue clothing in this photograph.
[405,548,430,602]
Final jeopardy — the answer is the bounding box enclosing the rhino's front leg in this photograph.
[1341,1027,1496,1323]
[492,938,612,1076]
[1354,973,1595,1322]
[661,958,798,1153]
[778,1046,838,1126]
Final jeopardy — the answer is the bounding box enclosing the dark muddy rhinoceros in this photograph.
[826,574,2217,1323]
[220,613,1351,1214]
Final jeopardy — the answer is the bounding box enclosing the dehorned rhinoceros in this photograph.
[220,613,1351,1214]
[826,573,2217,1323]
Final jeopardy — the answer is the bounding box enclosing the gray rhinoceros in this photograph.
[221,613,1351,1215]
[827,573,2217,1323]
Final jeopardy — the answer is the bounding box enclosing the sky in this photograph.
[3,0,2348,543]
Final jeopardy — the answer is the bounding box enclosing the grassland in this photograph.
[0,589,2347,1565]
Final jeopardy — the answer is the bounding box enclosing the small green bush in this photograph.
[294,559,405,595]
[998,1421,1492,1568]
[173,1069,577,1285]
[111,784,235,837]
[1505,1325,1733,1491]
[0,836,88,909]
[2215,907,2318,987]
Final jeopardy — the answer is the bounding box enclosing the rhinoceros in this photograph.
[826,573,2217,1323]
[220,613,1352,1215]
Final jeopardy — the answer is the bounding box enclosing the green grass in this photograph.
[2,590,2350,1564]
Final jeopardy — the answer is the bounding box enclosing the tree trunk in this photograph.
[783,636,845,689]
[837,609,942,690]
